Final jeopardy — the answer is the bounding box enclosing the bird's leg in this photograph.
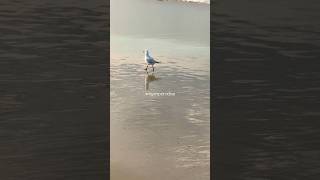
[145,64,148,70]
[152,65,154,72]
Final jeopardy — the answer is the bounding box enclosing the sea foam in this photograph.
[180,0,210,4]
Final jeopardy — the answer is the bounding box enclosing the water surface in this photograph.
[213,0,320,179]
[0,1,108,179]
[111,0,210,179]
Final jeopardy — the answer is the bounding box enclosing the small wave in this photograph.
[180,0,210,4]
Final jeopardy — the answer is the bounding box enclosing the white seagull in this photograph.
[144,49,160,72]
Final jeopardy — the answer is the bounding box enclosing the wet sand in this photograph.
[111,0,210,179]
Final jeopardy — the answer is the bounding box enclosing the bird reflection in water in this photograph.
[145,72,160,91]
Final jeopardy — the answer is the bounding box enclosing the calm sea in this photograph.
[0,0,108,179]
[213,0,320,179]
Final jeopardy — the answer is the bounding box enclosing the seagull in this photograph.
[144,49,160,72]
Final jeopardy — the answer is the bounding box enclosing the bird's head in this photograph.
[143,49,149,55]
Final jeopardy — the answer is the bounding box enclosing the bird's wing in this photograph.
[151,58,159,63]
[146,57,155,63]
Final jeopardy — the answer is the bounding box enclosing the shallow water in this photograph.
[213,0,320,179]
[111,0,210,179]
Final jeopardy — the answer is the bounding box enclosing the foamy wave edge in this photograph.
[180,0,210,4]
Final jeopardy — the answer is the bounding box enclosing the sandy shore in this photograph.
[111,164,145,180]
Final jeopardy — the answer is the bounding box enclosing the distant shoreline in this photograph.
[158,0,210,4]
[180,0,210,4]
